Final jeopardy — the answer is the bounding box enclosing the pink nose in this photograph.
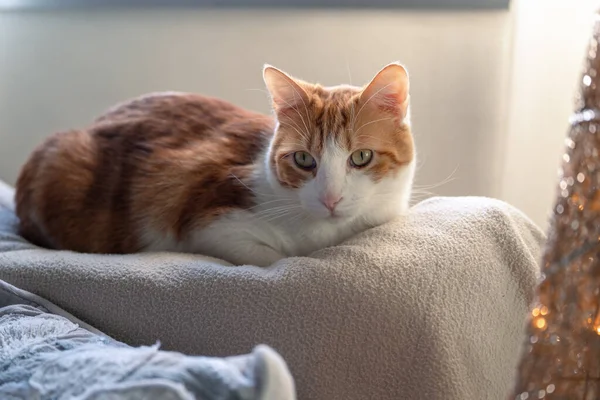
[321,195,342,212]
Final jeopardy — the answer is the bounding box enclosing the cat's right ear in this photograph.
[360,62,409,122]
[263,65,309,114]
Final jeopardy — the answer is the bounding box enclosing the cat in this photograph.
[15,62,415,267]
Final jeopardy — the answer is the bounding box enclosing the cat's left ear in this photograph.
[360,62,409,120]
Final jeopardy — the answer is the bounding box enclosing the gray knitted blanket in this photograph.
[0,279,295,400]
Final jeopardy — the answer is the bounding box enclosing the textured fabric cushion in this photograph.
[0,180,544,400]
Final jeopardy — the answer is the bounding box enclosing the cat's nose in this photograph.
[320,194,343,212]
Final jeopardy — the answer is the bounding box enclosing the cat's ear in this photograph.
[360,62,409,120]
[263,65,309,113]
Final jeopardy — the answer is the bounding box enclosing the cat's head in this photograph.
[263,62,415,222]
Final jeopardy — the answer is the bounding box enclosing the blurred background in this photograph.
[0,0,596,229]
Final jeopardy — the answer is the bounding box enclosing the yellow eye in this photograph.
[350,149,373,168]
[293,151,316,170]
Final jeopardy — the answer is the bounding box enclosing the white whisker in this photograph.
[351,134,396,146]
[353,117,394,136]
[352,82,395,126]
[279,122,311,144]
[245,88,270,95]
[253,204,303,216]
[413,166,459,191]
[278,96,311,143]
[285,81,312,138]
[229,173,285,198]
[244,198,293,211]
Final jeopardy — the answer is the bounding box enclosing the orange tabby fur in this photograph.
[16,94,273,253]
[16,63,415,265]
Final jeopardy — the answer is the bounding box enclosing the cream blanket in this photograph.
[0,180,544,400]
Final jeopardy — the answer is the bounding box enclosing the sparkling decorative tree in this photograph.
[512,9,600,400]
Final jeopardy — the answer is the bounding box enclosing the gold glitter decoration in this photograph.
[511,11,600,400]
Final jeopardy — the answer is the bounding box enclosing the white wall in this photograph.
[500,0,600,229]
[0,8,511,201]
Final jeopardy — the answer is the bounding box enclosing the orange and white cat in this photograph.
[15,62,415,267]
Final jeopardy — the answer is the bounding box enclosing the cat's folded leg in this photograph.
[188,220,287,267]
[188,233,286,267]
[227,243,286,268]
